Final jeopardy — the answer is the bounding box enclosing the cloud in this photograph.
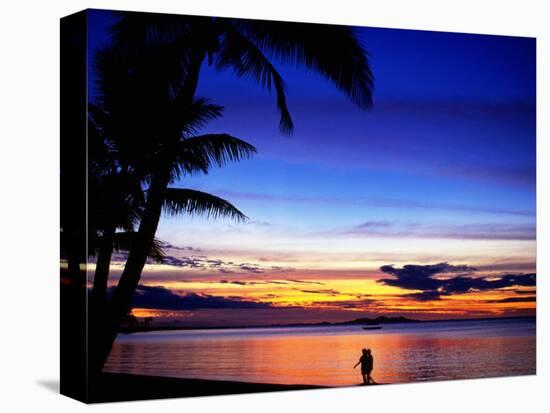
[111,252,296,276]
[246,220,273,227]
[379,262,475,291]
[238,263,264,273]
[216,190,534,218]
[288,279,325,285]
[343,222,535,241]
[485,296,536,304]
[380,262,475,277]
[402,291,444,301]
[220,280,252,286]
[299,289,342,296]
[162,243,202,252]
[218,279,320,287]
[132,285,273,310]
[354,220,392,229]
[309,298,379,309]
[475,261,536,272]
[161,256,205,268]
[378,262,536,301]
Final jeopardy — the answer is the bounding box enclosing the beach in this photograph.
[89,373,324,403]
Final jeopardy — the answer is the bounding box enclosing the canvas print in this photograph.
[60,8,536,403]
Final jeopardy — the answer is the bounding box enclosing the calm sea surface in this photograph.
[104,317,536,386]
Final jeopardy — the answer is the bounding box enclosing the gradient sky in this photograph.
[88,10,536,325]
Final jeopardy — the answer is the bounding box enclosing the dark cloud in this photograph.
[485,296,536,304]
[238,263,264,274]
[220,279,251,286]
[131,252,296,275]
[309,299,378,309]
[162,243,201,252]
[218,279,319,287]
[402,291,443,301]
[219,279,274,286]
[288,279,325,286]
[299,289,341,296]
[379,262,475,291]
[443,273,536,294]
[378,262,536,301]
[380,262,475,277]
[261,294,280,299]
[161,255,205,268]
[132,285,272,310]
[515,289,536,295]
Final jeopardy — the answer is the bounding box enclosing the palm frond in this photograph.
[173,133,256,179]
[109,12,203,49]
[216,24,293,133]
[163,188,247,222]
[149,238,167,263]
[111,232,166,263]
[109,13,218,96]
[235,19,374,109]
[174,97,224,136]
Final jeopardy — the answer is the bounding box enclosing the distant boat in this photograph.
[362,325,382,330]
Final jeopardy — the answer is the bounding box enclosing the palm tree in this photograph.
[89,43,257,376]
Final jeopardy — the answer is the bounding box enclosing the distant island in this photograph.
[269,316,418,328]
[120,315,417,333]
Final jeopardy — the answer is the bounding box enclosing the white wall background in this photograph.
[0,0,547,411]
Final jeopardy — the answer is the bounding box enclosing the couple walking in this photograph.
[354,348,376,385]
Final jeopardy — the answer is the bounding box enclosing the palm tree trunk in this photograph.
[67,256,81,281]
[66,238,86,287]
[88,171,169,378]
[92,225,116,302]
[110,171,168,322]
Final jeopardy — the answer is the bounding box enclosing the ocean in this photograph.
[104,317,536,386]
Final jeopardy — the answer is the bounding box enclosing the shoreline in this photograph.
[120,315,536,334]
[88,372,327,403]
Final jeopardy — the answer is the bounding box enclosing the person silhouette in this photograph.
[354,348,375,385]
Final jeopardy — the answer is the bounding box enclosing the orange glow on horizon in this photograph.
[130,275,535,321]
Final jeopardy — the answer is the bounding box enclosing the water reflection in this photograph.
[105,320,536,386]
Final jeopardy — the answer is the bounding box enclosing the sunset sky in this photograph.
[88,10,536,326]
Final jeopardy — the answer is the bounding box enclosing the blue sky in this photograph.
[170,22,536,237]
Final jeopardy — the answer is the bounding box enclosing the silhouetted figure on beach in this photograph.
[354,348,375,385]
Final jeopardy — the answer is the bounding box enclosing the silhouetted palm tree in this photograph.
[89,43,256,375]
